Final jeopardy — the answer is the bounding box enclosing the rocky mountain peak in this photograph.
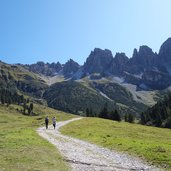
[158,38,171,75]
[63,59,80,77]
[139,45,153,55]
[108,53,129,75]
[159,38,171,54]
[83,48,113,74]
[132,48,138,58]
[114,53,129,64]
[132,46,155,60]
[24,61,62,76]
[93,48,112,56]
[20,37,171,90]
[126,45,157,74]
[158,38,171,67]
[36,61,45,66]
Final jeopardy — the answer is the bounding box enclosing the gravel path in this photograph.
[37,118,163,171]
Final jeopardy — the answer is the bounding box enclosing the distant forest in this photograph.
[141,93,171,128]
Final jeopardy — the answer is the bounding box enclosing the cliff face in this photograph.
[158,38,171,73]
[109,53,129,75]
[63,59,80,77]
[125,46,157,74]
[24,61,62,76]
[83,48,113,74]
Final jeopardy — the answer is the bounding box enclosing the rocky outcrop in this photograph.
[109,53,129,75]
[83,48,113,74]
[21,37,171,90]
[142,70,171,89]
[25,61,62,76]
[158,38,171,74]
[125,46,157,74]
[63,59,80,77]
[123,72,142,86]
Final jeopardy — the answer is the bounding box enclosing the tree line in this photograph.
[85,103,135,123]
[0,88,34,115]
[0,88,24,105]
[140,93,171,128]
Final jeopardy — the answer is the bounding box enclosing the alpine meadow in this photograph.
[1,0,171,171]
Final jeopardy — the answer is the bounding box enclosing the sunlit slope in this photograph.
[61,117,171,170]
[0,104,75,171]
[43,81,117,114]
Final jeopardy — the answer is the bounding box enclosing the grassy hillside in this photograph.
[61,118,171,170]
[90,81,148,114]
[0,62,47,97]
[0,104,76,171]
[43,81,118,115]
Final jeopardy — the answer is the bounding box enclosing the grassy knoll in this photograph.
[0,105,76,171]
[61,118,171,170]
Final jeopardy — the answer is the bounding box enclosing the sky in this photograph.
[0,0,171,65]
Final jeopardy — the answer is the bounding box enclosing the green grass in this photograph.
[61,117,171,170]
[0,104,76,171]
[43,81,117,114]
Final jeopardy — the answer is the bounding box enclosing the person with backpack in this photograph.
[45,116,49,129]
[52,116,56,129]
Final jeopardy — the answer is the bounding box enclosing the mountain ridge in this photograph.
[19,37,171,90]
[1,38,171,115]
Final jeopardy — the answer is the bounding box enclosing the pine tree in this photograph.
[99,103,108,119]
[29,103,34,115]
[28,107,31,115]
[165,116,171,128]
[110,110,121,121]
[86,108,90,117]
[1,95,5,105]
[89,107,93,117]
[128,113,134,123]
[23,102,27,114]
[7,97,12,106]
[140,112,146,124]
[114,110,121,121]
[30,103,33,111]
[27,99,30,103]
[124,114,128,122]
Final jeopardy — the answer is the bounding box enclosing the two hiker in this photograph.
[45,116,56,129]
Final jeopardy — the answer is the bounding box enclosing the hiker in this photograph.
[52,117,56,129]
[45,116,49,129]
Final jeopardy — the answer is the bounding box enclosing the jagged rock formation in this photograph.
[83,48,113,74]
[23,59,80,77]
[3,37,171,115]
[24,61,62,76]
[125,46,157,74]
[109,53,129,75]
[22,37,171,90]
[158,38,171,73]
[63,59,80,77]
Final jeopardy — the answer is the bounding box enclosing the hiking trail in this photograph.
[37,118,163,171]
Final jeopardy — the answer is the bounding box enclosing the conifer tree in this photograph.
[128,113,134,123]
[89,107,93,117]
[86,108,90,117]
[110,109,121,121]
[29,103,34,115]
[99,103,108,119]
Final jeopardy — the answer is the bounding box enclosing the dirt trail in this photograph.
[37,118,163,171]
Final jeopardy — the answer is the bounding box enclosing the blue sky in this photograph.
[0,0,171,65]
